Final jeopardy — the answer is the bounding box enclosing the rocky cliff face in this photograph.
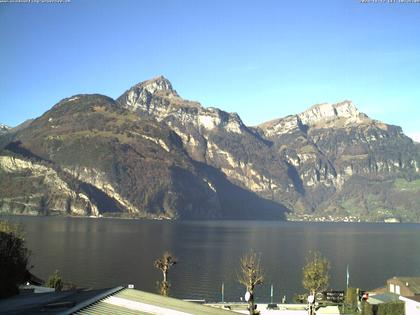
[0,92,285,220]
[257,100,420,218]
[117,78,420,220]
[1,77,419,221]
[118,76,249,161]
[118,77,300,209]
[0,124,11,135]
[259,100,419,184]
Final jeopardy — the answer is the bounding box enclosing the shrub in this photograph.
[0,220,30,298]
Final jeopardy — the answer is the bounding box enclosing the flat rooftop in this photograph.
[73,288,234,315]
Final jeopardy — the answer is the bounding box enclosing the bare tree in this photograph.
[154,251,177,296]
[238,251,264,315]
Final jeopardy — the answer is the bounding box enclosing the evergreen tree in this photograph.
[46,270,63,292]
[302,251,330,295]
[0,220,30,298]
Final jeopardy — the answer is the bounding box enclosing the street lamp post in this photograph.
[307,294,315,315]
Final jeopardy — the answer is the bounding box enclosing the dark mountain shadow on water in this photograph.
[192,161,290,220]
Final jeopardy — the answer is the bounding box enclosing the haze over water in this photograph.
[6,216,420,302]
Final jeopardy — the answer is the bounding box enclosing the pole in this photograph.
[270,284,273,304]
[346,265,349,289]
[221,282,224,303]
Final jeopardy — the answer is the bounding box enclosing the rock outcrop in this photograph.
[257,101,420,218]
[0,92,286,220]
[0,154,104,216]
[0,124,11,134]
[118,76,299,209]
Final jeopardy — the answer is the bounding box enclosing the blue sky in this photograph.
[1,0,420,140]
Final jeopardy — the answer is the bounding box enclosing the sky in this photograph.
[1,0,420,141]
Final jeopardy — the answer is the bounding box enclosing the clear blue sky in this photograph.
[1,0,420,140]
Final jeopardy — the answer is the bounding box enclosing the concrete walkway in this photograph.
[206,303,344,315]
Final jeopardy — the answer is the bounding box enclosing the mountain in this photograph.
[257,101,420,220]
[1,76,419,221]
[117,76,299,208]
[0,93,285,220]
[0,124,11,134]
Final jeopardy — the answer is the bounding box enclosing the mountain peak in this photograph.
[0,124,11,135]
[0,124,11,131]
[136,75,178,97]
[298,100,366,126]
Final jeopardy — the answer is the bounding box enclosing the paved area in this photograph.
[207,303,343,315]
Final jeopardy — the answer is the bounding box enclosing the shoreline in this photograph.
[0,212,416,224]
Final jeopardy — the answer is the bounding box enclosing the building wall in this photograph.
[387,279,415,296]
[399,296,420,315]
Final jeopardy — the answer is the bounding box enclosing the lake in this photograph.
[3,216,420,302]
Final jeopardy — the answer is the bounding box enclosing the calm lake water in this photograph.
[4,216,420,302]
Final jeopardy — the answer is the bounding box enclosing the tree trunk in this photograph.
[309,290,315,315]
[248,301,254,315]
[248,290,254,315]
[163,270,168,283]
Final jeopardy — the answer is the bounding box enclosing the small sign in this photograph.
[324,291,344,303]
[245,291,251,302]
[315,292,324,301]
[307,295,315,304]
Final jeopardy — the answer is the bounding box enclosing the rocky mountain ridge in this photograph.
[1,76,419,221]
[0,92,285,220]
[258,101,370,136]
[0,124,11,134]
